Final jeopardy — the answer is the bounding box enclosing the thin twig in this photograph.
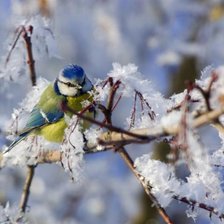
[62,101,150,141]
[103,78,173,224]
[119,147,174,224]
[19,165,35,212]
[2,72,224,221]
[5,147,223,221]
[173,195,224,220]
[2,104,224,165]
[5,25,37,86]
[22,25,36,86]
[5,27,23,66]
[19,25,37,213]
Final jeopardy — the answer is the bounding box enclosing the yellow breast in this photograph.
[36,92,94,143]
[36,118,67,142]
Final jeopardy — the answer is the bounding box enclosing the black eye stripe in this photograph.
[57,78,77,88]
[67,82,75,87]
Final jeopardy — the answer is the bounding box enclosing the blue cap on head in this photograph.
[56,64,93,96]
[61,64,85,84]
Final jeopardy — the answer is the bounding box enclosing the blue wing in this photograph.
[24,106,64,131]
[4,106,64,153]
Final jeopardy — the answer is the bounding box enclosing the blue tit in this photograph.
[4,64,94,153]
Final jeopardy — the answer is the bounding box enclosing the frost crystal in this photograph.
[106,63,167,128]
[84,127,103,147]
[7,77,49,137]
[135,154,180,207]
[0,15,58,84]
[3,136,43,166]
[135,126,224,220]
[161,110,182,132]
[0,203,27,224]
[195,66,224,110]
[3,78,50,166]
[211,148,224,167]
[61,116,85,181]
[200,65,214,81]
[185,206,198,222]
[27,15,59,59]
[182,129,224,207]
[93,79,110,103]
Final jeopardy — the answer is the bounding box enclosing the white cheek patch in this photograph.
[57,82,78,96]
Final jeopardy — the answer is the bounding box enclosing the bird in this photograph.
[4,64,94,153]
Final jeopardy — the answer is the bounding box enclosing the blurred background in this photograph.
[0,0,224,223]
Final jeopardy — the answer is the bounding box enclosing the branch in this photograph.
[173,195,224,220]
[119,147,174,224]
[5,27,23,66]
[1,77,224,221]
[1,104,224,166]
[62,101,150,141]
[19,165,35,212]
[101,78,173,224]
[20,25,37,214]
[22,26,36,86]
[37,150,61,163]
[97,104,224,146]
[1,104,224,220]
[5,25,37,85]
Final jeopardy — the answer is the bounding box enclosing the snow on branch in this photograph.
[2,61,224,222]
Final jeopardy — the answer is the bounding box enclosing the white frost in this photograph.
[60,116,85,181]
[0,203,27,224]
[161,110,182,131]
[135,154,181,207]
[7,77,49,137]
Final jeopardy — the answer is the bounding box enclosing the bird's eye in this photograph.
[66,82,82,89]
[67,82,73,87]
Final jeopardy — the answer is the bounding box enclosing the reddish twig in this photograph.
[135,90,156,120]
[111,92,123,112]
[103,79,121,123]
[119,148,174,224]
[18,25,37,213]
[62,101,151,141]
[22,25,36,86]
[5,25,37,86]
[129,90,138,129]
[173,195,224,220]
[194,72,218,111]
[101,78,174,224]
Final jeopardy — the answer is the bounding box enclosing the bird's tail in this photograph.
[3,132,29,154]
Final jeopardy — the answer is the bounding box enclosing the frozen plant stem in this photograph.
[19,25,37,213]
[5,28,23,66]
[5,25,37,85]
[62,101,150,141]
[173,195,224,219]
[19,165,35,213]
[119,148,174,224]
[22,26,36,86]
[104,80,173,224]
[2,101,224,164]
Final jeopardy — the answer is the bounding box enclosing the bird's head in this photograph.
[55,64,93,96]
